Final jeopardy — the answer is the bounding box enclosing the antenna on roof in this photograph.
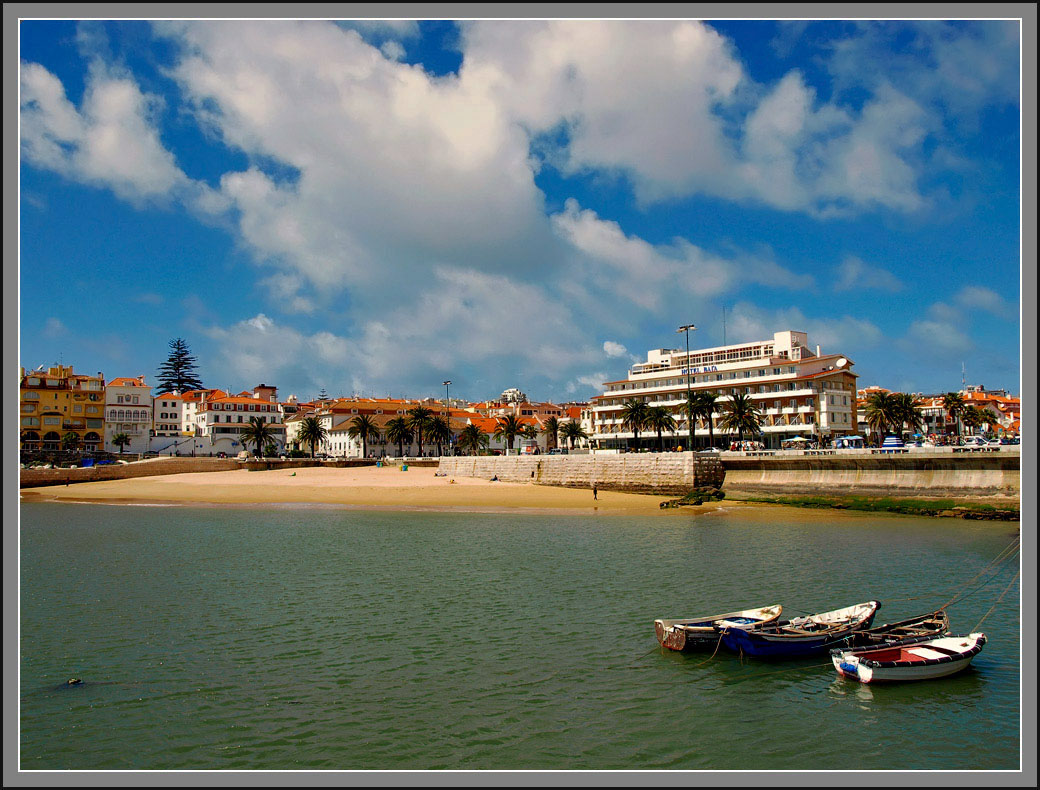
[961,362,966,390]
[722,305,727,346]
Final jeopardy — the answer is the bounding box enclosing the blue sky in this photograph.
[19,18,1022,402]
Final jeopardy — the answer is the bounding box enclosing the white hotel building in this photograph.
[590,330,858,450]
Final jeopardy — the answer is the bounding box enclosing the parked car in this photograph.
[961,436,986,448]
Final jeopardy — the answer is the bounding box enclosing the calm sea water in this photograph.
[20,502,1020,771]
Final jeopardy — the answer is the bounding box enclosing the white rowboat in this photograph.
[832,633,987,683]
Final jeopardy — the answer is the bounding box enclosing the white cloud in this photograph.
[603,341,628,357]
[204,313,352,393]
[834,255,904,292]
[42,317,66,338]
[726,301,883,353]
[901,319,973,357]
[568,372,610,395]
[461,21,937,214]
[460,21,745,204]
[20,62,188,203]
[552,199,812,311]
[826,22,1019,127]
[954,286,1016,320]
[160,20,557,314]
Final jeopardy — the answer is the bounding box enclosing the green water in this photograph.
[19,502,1020,771]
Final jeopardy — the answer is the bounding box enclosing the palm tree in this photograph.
[241,416,276,457]
[347,414,378,458]
[718,393,762,445]
[407,406,434,457]
[542,416,561,450]
[962,406,993,436]
[111,432,131,453]
[942,392,966,438]
[891,393,924,437]
[560,420,589,450]
[864,392,897,445]
[427,416,451,456]
[493,414,525,454]
[297,416,328,458]
[62,432,81,452]
[619,398,650,452]
[384,417,413,458]
[457,423,489,456]
[689,392,720,449]
[645,405,677,451]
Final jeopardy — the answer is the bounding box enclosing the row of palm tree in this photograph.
[863,391,925,442]
[289,409,593,458]
[618,393,761,450]
[863,391,997,444]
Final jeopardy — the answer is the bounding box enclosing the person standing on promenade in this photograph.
[593,484,598,500]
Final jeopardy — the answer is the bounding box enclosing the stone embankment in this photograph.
[437,454,724,495]
[438,450,1019,501]
[20,457,240,488]
[720,450,1020,499]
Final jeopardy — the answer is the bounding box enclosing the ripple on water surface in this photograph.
[19,503,1020,770]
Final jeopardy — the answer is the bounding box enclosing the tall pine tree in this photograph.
[156,338,205,395]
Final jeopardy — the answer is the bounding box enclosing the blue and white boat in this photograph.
[716,601,880,658]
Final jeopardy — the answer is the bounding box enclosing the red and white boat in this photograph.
[831,633,987,683]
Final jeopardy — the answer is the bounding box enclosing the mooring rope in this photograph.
[972,569,1021,632]
[690,632,726,667]
[937,535,1020,610]
[941,546,1020,611]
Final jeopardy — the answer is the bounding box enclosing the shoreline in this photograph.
[19,465,1020,520]
[18,466,682,516]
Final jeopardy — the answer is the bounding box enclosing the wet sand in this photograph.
[19,465,692,516]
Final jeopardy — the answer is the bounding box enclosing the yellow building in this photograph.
[20,365,106,452]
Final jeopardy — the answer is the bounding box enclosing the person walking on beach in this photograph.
[593,484,598,500]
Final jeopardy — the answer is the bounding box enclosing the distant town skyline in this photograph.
[19,17,1022,401]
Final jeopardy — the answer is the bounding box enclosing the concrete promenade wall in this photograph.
[437,454,724,495]
[20,457,240,488]
[720,451,1020,498]
[438,450,1019,499]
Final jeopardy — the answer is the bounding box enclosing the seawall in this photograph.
[438,450,1019,501]
[720,450,1020,499]
[20,457,241,488]
[437,454,724,495]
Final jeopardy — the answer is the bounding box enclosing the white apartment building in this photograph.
[190,387,287,455]
[590,330,858,450]
[104,376,153,454]
[152,392,183,437]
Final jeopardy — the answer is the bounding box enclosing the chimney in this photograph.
[816,345,821,357]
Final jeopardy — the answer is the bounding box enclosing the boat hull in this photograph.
[721,627,861,658]
[848,609,950,648]
[718,601,880,659]
[832,633,986,683]
[654,605,782,652]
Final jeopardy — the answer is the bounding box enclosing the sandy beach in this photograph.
[19,465,696,515]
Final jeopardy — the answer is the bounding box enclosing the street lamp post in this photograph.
[677,324,696,452]
[443,380,452,456]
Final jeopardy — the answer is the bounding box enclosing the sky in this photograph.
[18,16,1023,403]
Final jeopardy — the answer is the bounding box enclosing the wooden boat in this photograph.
[832,633,986,683]
[848,609,950,648]
[717,601,880,658]
[654,605,782,652]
